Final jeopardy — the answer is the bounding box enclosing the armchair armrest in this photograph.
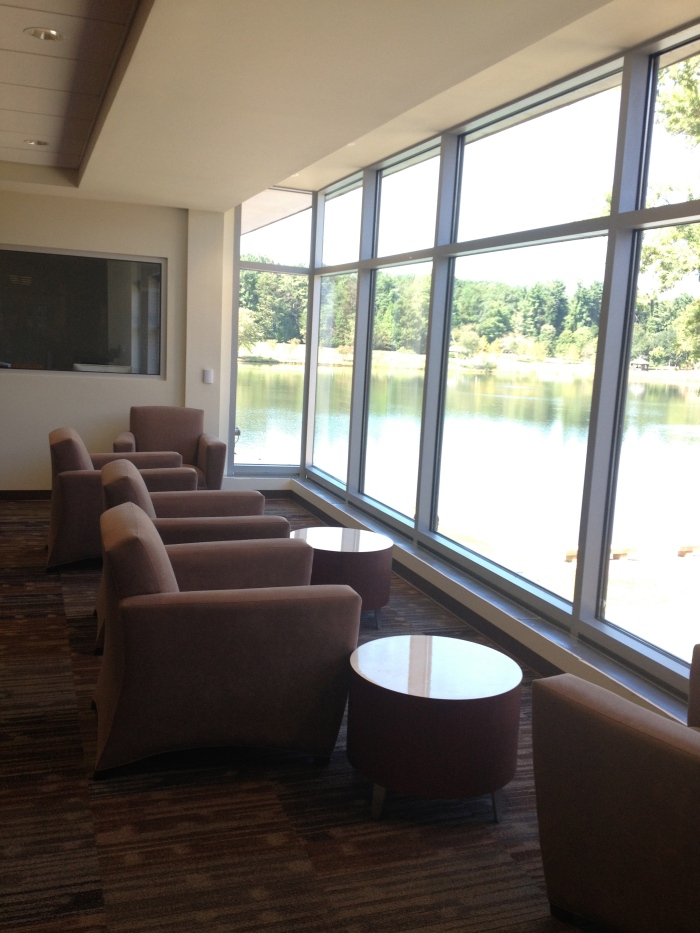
[197,433,226,489]
[113,431,136,453]
[91,451,182,470]
[139,467,197,492]
[165,537,313,590]
[154,515,289,545]
[150,489,264,517]
[48,470,103,566]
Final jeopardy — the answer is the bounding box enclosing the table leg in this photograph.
[371,784,387,819]
[492,789,504,823]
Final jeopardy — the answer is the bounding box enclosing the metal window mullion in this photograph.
[300,192,319,472]
[346,169,378,498]
[573,51,652,634]
[228,203,243,476]
[415,133,460,539]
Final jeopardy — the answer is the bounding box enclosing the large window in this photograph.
[364,263,432,516]
[311,273,357,482]
[235,23,700,691]
[437,239,607,600]
[604,224,700,662]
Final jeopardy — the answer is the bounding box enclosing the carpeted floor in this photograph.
[0,497,606,932]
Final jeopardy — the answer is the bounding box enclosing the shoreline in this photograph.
[239,345,700,386]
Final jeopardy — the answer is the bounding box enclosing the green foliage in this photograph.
[656,56,700,144]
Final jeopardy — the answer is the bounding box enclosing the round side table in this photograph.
[347,634,522,820]
[291,526,393,626]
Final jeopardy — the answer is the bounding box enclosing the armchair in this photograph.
[114,406,226,489]
[94,502,362,773]
[96,459,290,648]
[47,427,195,568]
[532,665,700,933]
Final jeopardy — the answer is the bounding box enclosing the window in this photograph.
[322,186,363,266]
[311,273,357,482]
[235,269,308,465]
[457,85,621,241]
[646,43,700,208]
[235,22,700,693]
[0,248,161,374]
[363,263,432,517]
[376,155,440,257]
[604,224,700,662]
[436,239,607,599]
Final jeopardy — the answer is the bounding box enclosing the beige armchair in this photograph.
[114,406,226,489]
[94,502,361,774]
[96,459,290,648]
[47,427,195,568]
[532,661,700,933]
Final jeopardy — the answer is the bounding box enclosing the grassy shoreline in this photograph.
[239,342,700,385]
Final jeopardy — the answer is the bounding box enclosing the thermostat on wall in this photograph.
[202,368,214,384]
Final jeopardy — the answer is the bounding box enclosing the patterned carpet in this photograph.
[0,497,605,932]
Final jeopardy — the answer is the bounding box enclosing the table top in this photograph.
[350,635,522,700]
[291,526,393,554]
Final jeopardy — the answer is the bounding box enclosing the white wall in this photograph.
[0,190,189,489]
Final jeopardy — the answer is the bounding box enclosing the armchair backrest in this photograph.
[100,501,179,599]
[101,459,157,519]
[689,644,700,728]
[49,427,93,478]
[130,406,204,465]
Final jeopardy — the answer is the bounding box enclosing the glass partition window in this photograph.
[458,85,621,242]
[376,156,440,257]
[646,44,700,208]
[604,224,700,662]
[363,263,432,516]
[0,248,161,374]
[436,238,608,599]
[235,270,308,465]
[311,273,357,482]
[240,208,312,266]
[322,186,363,266]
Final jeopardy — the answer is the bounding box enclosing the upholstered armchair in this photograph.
[114,406,226,489]
[95,459,290,647]
[532,664,700,933]
[47,427,195,568]
[94,501,362,774]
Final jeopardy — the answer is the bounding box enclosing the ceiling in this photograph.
[0,0,699,214]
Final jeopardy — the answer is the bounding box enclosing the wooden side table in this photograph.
[347,635,522,819]
[290,527,393,625]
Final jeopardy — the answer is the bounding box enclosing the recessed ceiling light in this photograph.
[24,26,64,41]
[24,139,48,146]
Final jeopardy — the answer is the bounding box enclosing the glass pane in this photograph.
[646,44,700,208]
[605,224,700,662]
[376,156,440,257]
[312,273,357,482]
[458,85,621,241]
[0,249,161,374]
[240,208,312,266]
[322,187,362,266]
[235,270,308,464]
[436,238,608,599]
[364,263,432,516]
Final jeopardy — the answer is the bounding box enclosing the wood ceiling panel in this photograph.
[0,1,135,25]
[0,82,98,119]
[0,5,127,60]
[0,49,110,95]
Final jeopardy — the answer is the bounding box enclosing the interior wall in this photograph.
[0,190,188,490]
[184,209,234,444]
